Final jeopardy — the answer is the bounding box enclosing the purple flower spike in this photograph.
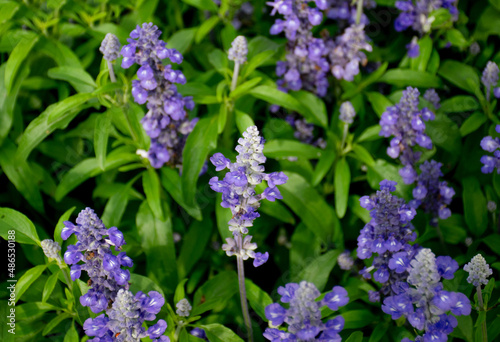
[119,22,198,169]
[383,248,471,342]
[61,208,133,314]
[264,281,348,341]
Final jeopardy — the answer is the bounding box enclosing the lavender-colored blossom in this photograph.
[480,125,500,174]
[176,298,192,317]
[382,248,470,342]
[263,281,348,341]
[463,254,493,287]
[100,33,121,62]
[482,61,499,101]
[324,0,374,26]
[424,89,440,109]
[394,0,458,34]
[339,101,356,124]
[83,288,168,342]
[409,160,454,226]
[470,42,480,56]
[228,36,248,64]
[337,251,354,270]
[285,114,326,148]
[494,87,500,99]
[62,208,133,313]
[358,180,419,301]
[328,24,372,82]
[190,328,207,340]
[41,239,63,263]
[406,37,419,58]
[379,86,435,183]
[120,22,197,169]
[487,201,497,212]
[210,126,287,266]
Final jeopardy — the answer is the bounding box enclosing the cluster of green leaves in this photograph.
[1,0,500,341]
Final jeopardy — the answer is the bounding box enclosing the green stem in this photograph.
[107,60,116,83]
[355,0,364,25]
[477,285,488,342]
[236,235,253,342]
[174,321,184,342]
[231,62,240,92]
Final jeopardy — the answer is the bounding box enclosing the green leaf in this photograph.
[280,172,342,244]
[483,234,500,255]
[351,144,375,167]
[245,279,273,321]
[129,273,164,296]
[312,134,337,186]
[16,92,94,161]
[0,1,20,24]
[182,116,218,208]
[264,139,322,159]
[259,195,296,224]
[446,29,469,49]
[410,36,433,72]
[459,112,487,137]
[216,193,233,242]
[48,66,96,93]
[167,28,197,54]
[101,178,138,228]
[54,207,76,245]
[368,322,389,342]
[230,77,262,99]
[356,125,382,143]
[42,270,60,303]
[345,331,364,342]
[178,219,213,279]
[367,159,406,195]
[54,158,100,201]
[292,90,328,128]
[42,313,72,336]
[192,271,238,316]
[438,60,480,94]
[342,310,375,329]
[5,33,39,93]
[174,279,189,305]
[366,92,393,118]
[440,95,479,113]
[235,110,255,134]
[94,112,111,170]
[243,50,276,78]
[143,169,164,220]
[136,200,178,292]
[203,324,244,342]
[0,139,44,213]
[452,315,473,342]
[0,207,40,245]
[334,158,351,218]
[63,321,79,342]
[462,177,487,237]
[181,0,218,11]
[160,167,202,220]
[195,16,220,43]
[47,92,96,124]
[379,69,442,88]
[249,85,307,119]
[296,250,342,291]
[15,265,47,303]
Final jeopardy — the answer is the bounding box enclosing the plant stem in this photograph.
[340,123,349,154]
[236,235,253,342]
[477,285,488,342]
[231,62,240,92]
[174,320,184,341]
[107,60,116,83]
[356,0,364,25]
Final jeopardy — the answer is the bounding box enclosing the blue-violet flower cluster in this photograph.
[357,180,418,301]
[83,288,169,342]
[382,248,471,342]
[120,22,197,169]
[482,61,499,101]
[264,281,349,341]
[409,160,454,226]
[209,126,288,267]
[480,125,500,174]
[463,254,493,287]
[62,208,132,313]
[379,86,435,184]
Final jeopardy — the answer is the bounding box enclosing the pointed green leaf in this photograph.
[334,158,351,218]
[0,207,40,246]
[5,33,39,93]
